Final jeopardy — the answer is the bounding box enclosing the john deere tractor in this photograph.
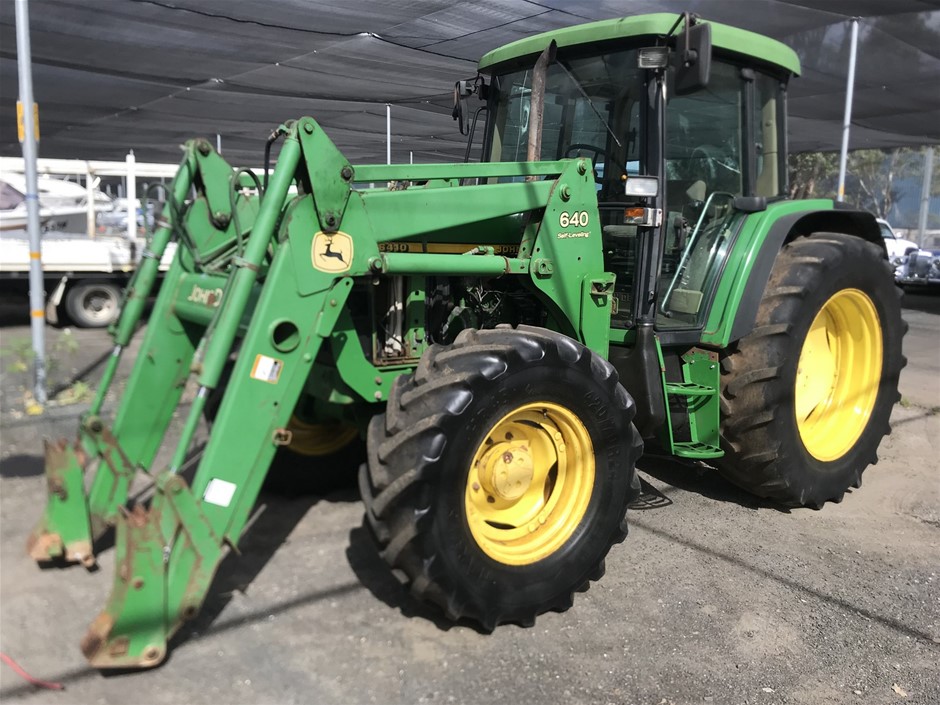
[28,13,904,668]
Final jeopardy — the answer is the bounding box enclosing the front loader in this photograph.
[28,13,904,669]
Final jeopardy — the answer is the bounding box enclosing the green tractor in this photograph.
[28,13,904,668]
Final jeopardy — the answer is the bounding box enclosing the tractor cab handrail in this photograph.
[661,190,735,313]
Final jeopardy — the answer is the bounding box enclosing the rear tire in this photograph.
[64,281,121,328]
[717,232,905,507]
[360,325,642,629]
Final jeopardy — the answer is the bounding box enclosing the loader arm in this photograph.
[29,117,611,668]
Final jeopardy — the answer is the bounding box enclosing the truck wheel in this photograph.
[718,232,905,507]
[64,282,121,328]
[360,325,642,629]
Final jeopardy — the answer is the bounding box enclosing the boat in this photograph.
[0,174,112,232]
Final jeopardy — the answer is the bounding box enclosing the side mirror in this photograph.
[452,77,488,135]
[674,21,712,95]
[452,80,474,135]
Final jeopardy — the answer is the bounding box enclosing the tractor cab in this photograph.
[471,13,797,337]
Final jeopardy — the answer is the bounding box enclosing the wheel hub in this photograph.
[794,288,883,462]
[476,441,534,501]
[465,402,594,566]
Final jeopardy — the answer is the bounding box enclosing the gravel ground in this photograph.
[0,293,937,705]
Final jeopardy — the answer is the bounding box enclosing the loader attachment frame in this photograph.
[28,150,199,566]
[34,116,609,668]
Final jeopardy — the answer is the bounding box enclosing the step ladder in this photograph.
[664,350,724,459]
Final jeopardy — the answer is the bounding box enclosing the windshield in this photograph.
[488,49,646,327]
[489,49,645,193]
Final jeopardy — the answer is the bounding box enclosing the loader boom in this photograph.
[34,118,612,667]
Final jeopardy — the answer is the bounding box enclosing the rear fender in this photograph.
[703,202,883,347]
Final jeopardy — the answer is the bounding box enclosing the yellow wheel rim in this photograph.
[795,288,883,462]
[286,415,358,457]
[465,402,595,566]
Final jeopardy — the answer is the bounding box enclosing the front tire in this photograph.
[718,232,905,507]
[360,326,642,629]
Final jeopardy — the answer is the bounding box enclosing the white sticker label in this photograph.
[203,478,237,507]
[250,354,283,384]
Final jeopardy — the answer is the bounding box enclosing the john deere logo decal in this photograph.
[312,231,353,273]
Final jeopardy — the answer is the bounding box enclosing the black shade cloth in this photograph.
[2,0,938,166]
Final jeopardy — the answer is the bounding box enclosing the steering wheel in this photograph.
[689,145,740,189]
[564,143,627,182]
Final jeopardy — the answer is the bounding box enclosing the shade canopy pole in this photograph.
[916,147,934,248]
[85,162,96,238]
[15,0,47,405]
[126,150,136,248]
[836,17,860,202]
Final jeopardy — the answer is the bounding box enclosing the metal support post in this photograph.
[386,103,391,165]
[836,17,859,203]
[916,147,934,248]
[85,161,96,238]
[15,0,47,405]
[126,150,136,248]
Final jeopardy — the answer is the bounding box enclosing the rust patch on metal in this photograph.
[99,427,134,469]
[46,437,68,456]
[74,443,89,469]
[25,530,63,562]
[42,438,72,499]
[126,504,150,528]
[108,637,130,658]
[80,612,114,661]
[65,540,96,569]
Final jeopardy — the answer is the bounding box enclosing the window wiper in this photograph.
[554,61,622,149]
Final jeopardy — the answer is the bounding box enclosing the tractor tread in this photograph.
[716,232,905,508]
[360,326,641,630]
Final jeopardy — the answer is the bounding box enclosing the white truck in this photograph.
[0,229,176,327]
[1,157,178,327]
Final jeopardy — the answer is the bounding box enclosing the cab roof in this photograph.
[478,13,801,77]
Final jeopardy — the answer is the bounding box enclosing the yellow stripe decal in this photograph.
[378,242,520,255]
[31,309,45,318]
